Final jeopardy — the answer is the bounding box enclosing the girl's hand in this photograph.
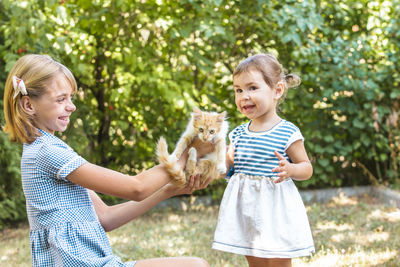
[271,151,293,183]
[165,174,212,196]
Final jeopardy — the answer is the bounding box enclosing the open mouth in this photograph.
[242,104,255,112]
[59,116,70,123]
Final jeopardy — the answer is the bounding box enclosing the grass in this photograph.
[0,193,399,267]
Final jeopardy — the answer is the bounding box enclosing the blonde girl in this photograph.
[3,54,212,267]
[212,53,314,267]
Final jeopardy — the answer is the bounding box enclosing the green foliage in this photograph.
[0,131,26,230]
[0,0,399,227]
[291,0,400,188]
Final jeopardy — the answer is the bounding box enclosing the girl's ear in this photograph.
[21,96,36,115]
[274,81,285,100]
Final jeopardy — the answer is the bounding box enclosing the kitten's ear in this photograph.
[217,111,227,122]
[192,107,202,121]
[193,107,201,114]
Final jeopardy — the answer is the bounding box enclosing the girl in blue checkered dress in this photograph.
[3,54,211,267]
[212,54,314,267]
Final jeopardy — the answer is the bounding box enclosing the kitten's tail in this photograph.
[156,137,187,187]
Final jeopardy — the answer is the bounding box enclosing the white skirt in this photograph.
[212,173,315,258]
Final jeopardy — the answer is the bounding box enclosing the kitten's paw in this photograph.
[188,147,197,159]
[217,164,227,174]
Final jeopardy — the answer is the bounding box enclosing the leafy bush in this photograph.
[0,131,26,230]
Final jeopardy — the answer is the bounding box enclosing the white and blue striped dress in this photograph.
[212,120,315,258]
[21,129,136,266]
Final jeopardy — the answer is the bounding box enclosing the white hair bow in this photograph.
[12,76,28,99]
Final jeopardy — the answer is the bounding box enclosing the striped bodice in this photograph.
[230,120,303,177]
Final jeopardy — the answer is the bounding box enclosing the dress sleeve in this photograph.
[37,143,87,181]
[285,130,304,151]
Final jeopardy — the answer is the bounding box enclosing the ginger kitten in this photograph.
[157,107,228,187]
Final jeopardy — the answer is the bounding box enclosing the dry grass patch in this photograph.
[0,194,399,266]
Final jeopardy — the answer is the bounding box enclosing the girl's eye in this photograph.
[250,86,257,90]
[199,128,204,133]
[210,130,215,134]
[235,88,243,93]
[57,98,65,102]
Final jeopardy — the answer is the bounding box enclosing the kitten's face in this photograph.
[192,109,226,142]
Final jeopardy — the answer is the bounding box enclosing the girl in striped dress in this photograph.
[3,54,212,267]
[212,53,315,267]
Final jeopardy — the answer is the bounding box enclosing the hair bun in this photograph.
[285,73,301,88]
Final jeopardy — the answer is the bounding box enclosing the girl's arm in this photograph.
[90,175,211,232]
[226,144,234,169]
[68,163,171,202]
[68,140,214,201]
[220,144,234,177]
[272,140,313,183]
[89,175,210,232]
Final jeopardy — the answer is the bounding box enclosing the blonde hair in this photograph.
[233,53,301,104]
[2,54,77,144]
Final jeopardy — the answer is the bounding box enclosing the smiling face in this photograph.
[233,69,283,123]
[28,73,76,134]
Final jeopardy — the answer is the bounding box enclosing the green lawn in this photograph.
[1,194,399,267]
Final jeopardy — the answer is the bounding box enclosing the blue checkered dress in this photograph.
[21,129,136,266]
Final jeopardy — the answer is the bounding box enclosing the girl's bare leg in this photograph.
[135,257,209,267]
[245,256,292,267]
